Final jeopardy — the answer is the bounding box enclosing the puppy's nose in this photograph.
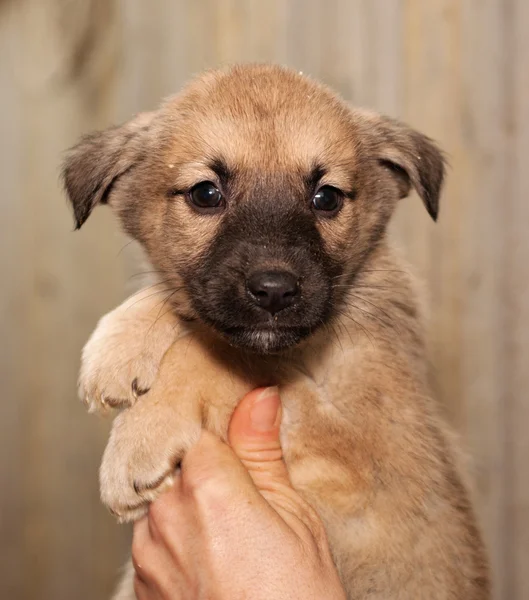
[247,270,299,314]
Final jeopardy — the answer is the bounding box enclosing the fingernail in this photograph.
[250,386,281,431]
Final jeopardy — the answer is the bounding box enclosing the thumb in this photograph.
[228,387,291,488]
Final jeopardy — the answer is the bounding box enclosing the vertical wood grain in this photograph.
[401,0,464,422]
[0,4,26,597]
[1,1,131,599]
[457,3,511,597]
[505,1,529,597]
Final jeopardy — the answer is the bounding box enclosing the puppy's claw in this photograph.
[102,470,176,523]
[103,396,133,410]
[133,473,176,502]
[100,405,200,524]
[78,298,179,416]
[108,502,149,524]
[131,377,150,399]
[83,393,111,414]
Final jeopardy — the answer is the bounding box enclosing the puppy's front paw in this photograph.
[100,401,201,522]
[79,292,180,414]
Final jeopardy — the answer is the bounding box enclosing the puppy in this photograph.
[63,64,490,599]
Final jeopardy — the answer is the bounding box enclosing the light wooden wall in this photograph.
[0,1,527,599]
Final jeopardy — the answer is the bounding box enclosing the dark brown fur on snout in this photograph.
[63,64,490,599]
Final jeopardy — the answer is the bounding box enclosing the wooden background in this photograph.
[0,1,527,598]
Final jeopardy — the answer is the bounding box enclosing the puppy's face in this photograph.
[64,65,444,354]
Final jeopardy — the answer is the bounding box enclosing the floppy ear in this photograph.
[62,112,153,229]
[361,112,446,221]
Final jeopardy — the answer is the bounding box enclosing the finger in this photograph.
[131,519,157,595]
[228,389,329,541]
[228,387,292,487]
[146,473,185,545]
[132,515,152,562]
[133,574,155,600]
[183,429,324,545]
[146,475,204,576]
[132,516,187,600]
[132,516,163,585]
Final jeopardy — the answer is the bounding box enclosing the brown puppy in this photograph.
[63,64,490,599]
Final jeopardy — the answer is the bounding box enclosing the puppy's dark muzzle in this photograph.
[246,270,300,315]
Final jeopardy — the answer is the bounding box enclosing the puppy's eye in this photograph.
[189,181,224,210]
[311,186,343,215]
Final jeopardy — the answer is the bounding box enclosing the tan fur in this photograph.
[65,65,490,599]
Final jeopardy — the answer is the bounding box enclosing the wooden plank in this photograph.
[401,1,508,596]
[505,1,529,596]
[457,3,511,597]
[322,0,404,111]
[400,0,463,414]
[0,2,130,599]
[0,3,26,597]
[284,0,323,76]
[117,0,192,110]
[240,0,287,63]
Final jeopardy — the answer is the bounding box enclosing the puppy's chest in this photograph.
[277,347,361,451]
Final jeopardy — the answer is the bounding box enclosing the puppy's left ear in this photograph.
[362,113,446,221]
[62,112,153,229]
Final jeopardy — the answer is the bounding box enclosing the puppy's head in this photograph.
[63,64,444,354]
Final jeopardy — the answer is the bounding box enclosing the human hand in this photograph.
[131,386,346,600]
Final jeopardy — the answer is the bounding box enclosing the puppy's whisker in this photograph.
[172,319,187,334]
[125,288,178,312]
[335,309,376,349]
[128,271,167,281]
[345,293,400,331]
[327,322,344,355]
[153,287,185,315]
[116,239,136,257]
[357,269,407,275]
[341,320,355,348]
[352,306,393,331]
[126,280,174,300]
[139,288,185,341]
[125,282,169,298]
[330,270,406,283]
[150,287,186,320]
[332,284,396,291]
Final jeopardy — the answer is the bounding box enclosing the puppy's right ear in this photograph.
[62,112,153,229]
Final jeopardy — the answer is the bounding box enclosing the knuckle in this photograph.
[236,444,284,465]
[180,464,208,497]
[181,438,229,498]
[182,462,231,505]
